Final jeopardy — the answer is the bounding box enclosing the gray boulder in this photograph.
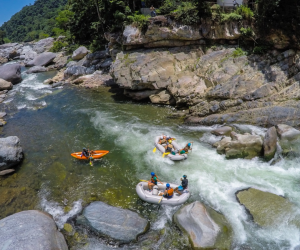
[33,37,55,53]
[0,169,15,176]
[276,124,300,153]
[0,136,24,171]
[149,90,175,105]
[0,78,13,90]
[213,132,263,159]
[26,52,57,67]
[72,46,88,60]
[0,64,22,84]
[0,210,68,250]
[100,58,113,68]
[64,65,95,79]
[174,201,220,249]
[26,66,47,74]
[211,126,233,136]
[77,201,149,242]
[263,126,277,160]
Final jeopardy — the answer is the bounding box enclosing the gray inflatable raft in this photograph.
[154,136,187,161]
[136,182,190,206]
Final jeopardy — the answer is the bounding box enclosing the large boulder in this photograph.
[77,201,149,242]
[0,136,24,171]
[211,126,233,136]
[0,78,13,90]
[33,37,55,53]
[0,63,22,84]
[26,66,47,74]
[174,201,220,249]
[236,188,300,227]
[213,132,263,159]
[149,90,175,105]
[72,46,88,60]
[276,124,300,153]
[263,126,277,160]
[0,210,68,250]
[26,52,57,67]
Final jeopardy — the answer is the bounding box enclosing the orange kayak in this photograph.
[71,150,109,160]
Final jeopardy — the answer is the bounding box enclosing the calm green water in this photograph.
[1,68,300,249]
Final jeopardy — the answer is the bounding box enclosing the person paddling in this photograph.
[159,183,174,198]
[174,175,188,195]
[148,172,163,190]
[81,148,89,158]
[158,135,167,145]
[164,140,174,153]
[179,142,192,155]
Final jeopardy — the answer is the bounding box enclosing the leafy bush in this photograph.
[231,48,247,57]
[3,37,11,43]
[158,0,179,15]
[240,27,253,36]
[172,2,199,25]
[235,5,254,20]
[126,12,150,30]
[253,46,269,55]
[49,40,68,52]
[221,13,242,23]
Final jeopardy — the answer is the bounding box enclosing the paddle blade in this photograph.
[153,147,157,153]
[140,180,148,182]
[162,152,170,158]
[158,195,164,204]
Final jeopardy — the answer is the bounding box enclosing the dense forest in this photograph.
[0,0,67,42]
[1,0,300,50]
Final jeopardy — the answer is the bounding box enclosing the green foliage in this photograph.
[171,2,199,25]
[3,37,11,44]
[253,46,269,55]
[235,5,254,20]
[158,0,179,15]
[39,33,50,39]
[0,0,67,42]
[220,12,242,23]
[231,48,247,58]
[49,40,68,52]
[0,30,6,44]
[126,12,150,30]
[240,27,253,37]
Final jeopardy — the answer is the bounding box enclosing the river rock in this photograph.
[0,136,24,171]
[0,63,22,84]
[174,201,220,249]
[0,78,13,90]
[149,89,175,105]
[26,52,57,67]
[236,188,300,227]
[276,124,300,141]
[263,126,277,160]
[124,89,159,100]
[33,37,55,53]
[211,126,233,136]
[70,71,115,88]
[72,46,88,60]
[0,210,68,250]
[26,66,47,74]
[214,132,263,159]
[76,201,149,242]
[0,169,15,175]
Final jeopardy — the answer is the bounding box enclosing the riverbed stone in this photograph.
[174,201,220,249]
[0,210,68,250]
[26,52,57,67]
[263,126,277,160]
[211,126,233,136]
[149,89,175,105]
[0,136,24,171]
[76,201,149,242]
[72,46,88,60]
[276,124,300,153]
[0,63,22,84]
[26,66,47,74]
[0,169,15,175]
[214,132,263,159]
[236,188,300,227]
[0,78,13,90]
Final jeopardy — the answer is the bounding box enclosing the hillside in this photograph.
[0,0,67,42]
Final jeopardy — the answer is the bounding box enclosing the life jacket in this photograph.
[183,146,190,152]
[165,144,173,152]
[159,139,167,144]
[151,176,158,185]
[166,187,174,197]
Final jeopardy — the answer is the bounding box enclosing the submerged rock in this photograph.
[0,210,68,250]
[263,126,277,160]
[174,201,220,249]
[77,201,149,242]
[0,78,13,90]
[236,188,300,227]
[0,136,24,171]
[0,63,22,84]
[214,132,263,159]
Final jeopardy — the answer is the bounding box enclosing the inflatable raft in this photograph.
[136,181,190,206]
[71,150,109,160]
[154,136,187,161]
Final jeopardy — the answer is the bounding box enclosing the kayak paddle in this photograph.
[158,195,164,204]
[140,179,148,182]
[162,152,170,157]
[153,147,157,153]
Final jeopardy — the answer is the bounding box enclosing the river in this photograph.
[1,66,300,249]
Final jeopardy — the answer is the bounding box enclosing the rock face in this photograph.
[26,52,57,67]
[213,132,263,159]
[77,201,149,242]
[0,136,24,171]
[0,78,13,90]
[174,201,220,249]
[0,210,68,250]
[263,126,277,160]
[72,46,88,60]
[236,188,300,227]
[0,63,22,84]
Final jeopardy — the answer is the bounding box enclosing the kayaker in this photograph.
[179,142,192,155]
[148,172,163,190]
[158,135,167,145]
[159,183,174,198]
[81,148,89,158]
[174,175,188,195]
